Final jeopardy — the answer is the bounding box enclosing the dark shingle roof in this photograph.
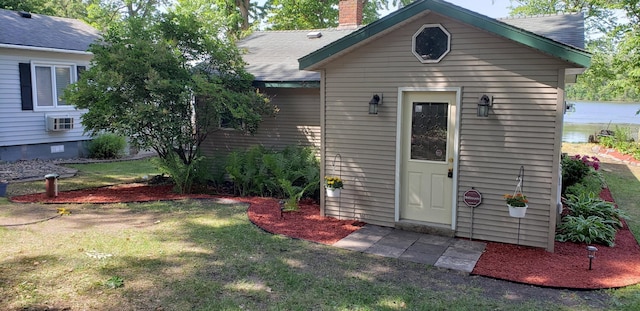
[240,0,589,82]
[500,13,585,49]
[238,29,356,82]
[0,8,99,52]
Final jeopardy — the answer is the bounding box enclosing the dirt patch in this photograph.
[0,204,163,232]
[8,185,361,245]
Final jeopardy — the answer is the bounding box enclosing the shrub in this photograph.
[153,151,212,194]
[563,193,627,228]
[88,133,126,159]
[564,170,604,197]
[224,145,320,206]
[556,215,618,246]
[561,154,599,195]
[598,126,640,161]
[225,145,270,196]
[556,192,629,247]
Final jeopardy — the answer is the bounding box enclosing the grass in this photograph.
[1,152,637,310]
[0,200,604,310]
[600,160,640,308]
[6,158,161,197]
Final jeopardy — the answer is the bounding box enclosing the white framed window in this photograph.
[412,24,451,64]
[31,62,76,110]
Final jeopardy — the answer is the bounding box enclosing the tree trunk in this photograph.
[235,0,250,30]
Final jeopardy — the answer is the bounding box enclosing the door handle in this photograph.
[447,168,453,178]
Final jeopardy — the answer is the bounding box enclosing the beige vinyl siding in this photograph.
[320,12,573,249]
[201,88,321,159]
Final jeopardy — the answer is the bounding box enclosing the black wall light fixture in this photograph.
[477,94,493,117]
[369,94,382,115]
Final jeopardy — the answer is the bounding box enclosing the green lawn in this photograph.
[5,158,161,197]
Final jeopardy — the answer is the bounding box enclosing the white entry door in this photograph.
[400,91,456,225]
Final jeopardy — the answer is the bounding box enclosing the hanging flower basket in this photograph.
[504,170,528,218]
[324,176,343,198]
[326,188,341,197]
[508,203,528,218]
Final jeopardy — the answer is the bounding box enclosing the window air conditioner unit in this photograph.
[46,116,74,131]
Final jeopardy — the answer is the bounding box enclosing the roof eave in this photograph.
[253,81,320,88]
[299,0,591,70]
[0,43,93,55]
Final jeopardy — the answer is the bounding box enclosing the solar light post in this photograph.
[587,245,598,270]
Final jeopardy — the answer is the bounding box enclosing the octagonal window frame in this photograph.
[411,24,451,64]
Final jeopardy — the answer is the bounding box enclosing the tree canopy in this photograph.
[65,14,273,192]
[509,0,640,102]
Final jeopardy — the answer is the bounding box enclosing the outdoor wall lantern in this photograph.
[369,94,382,115]
[477,94,493,117]
[587,245,598,270]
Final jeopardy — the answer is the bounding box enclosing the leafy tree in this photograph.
[0,0,55,14]
[85,0,168,30]
[263,0,414,30]
[0,0,86,18]
[509,0,619,35]
[509,0,640,102]
[65,14,273,192]
[264,0,339,29]
[172,0,262,40]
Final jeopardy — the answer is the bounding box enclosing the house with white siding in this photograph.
[0,9,99,161]
[204,0,591,251]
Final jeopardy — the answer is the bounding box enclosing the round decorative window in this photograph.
[412,24,451,63]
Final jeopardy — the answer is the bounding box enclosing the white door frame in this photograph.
[394,87,462,230]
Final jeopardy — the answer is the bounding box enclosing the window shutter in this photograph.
[76,65,86,79]
[19,63,33,110]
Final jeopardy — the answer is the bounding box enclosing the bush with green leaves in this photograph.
[225,145,272,196]
[598,126,640,160]
[153,151,212,194]
[564,170,605,197]
[88,133,126,159]
[563,193,627,228]
[556,192,629,247]
[561,154,600,195]
[225,145,320,208]
[556,215,618,246]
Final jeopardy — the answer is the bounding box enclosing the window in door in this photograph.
[411,102,448,162]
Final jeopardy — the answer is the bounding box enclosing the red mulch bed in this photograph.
[9,184,362,245]
[246,198,364,245]
[472,188,640,289]
[10,184,214,203]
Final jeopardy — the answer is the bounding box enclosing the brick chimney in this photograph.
[338,0,364,29]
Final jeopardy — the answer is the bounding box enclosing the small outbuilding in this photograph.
[204,0,591,251]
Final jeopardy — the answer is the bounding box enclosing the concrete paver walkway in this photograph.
[333,224,486,273]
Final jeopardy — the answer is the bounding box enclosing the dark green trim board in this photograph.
[299,0,591,69]
[253,81,320,88]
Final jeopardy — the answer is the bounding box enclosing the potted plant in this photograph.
[324,176,344,197]
[505,193,528,218]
